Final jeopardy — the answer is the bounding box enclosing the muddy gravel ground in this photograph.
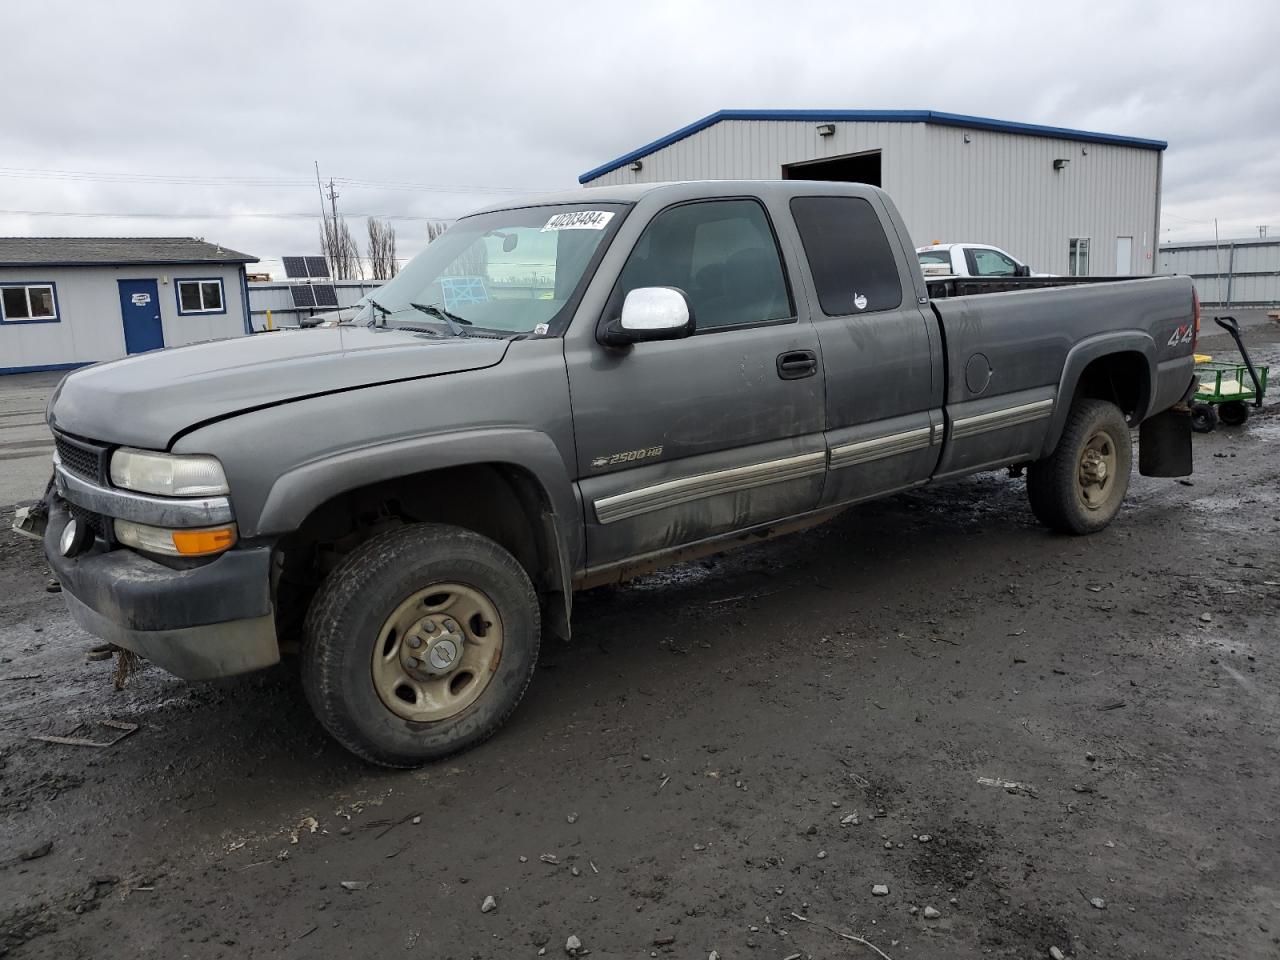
[2,324,1279,959]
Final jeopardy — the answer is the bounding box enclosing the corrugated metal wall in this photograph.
[1157,239,1280,306]
[248,281,377,329]
[0,264,247,372]
[585,120,1161,276]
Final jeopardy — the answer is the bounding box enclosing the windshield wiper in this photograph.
[410,302,471,337]
[366,297,391,327]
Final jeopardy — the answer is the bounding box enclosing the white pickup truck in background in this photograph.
[917,242,1048,278]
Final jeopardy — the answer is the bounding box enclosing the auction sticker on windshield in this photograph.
[542,211,615,231]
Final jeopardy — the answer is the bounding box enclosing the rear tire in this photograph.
[301,523,540,768]
[1190,402,1218,433]
[1217,400,1249,427]
[1027,399,1132,535]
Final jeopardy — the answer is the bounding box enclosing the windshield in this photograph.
[362,202,627,335]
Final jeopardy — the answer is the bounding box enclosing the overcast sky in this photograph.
[2,0,1276,276]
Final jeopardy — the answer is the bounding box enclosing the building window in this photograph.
[175,278,225,315]
[1069,238,1090,277]
[0,283,59,323]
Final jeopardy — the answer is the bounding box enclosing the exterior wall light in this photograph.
[630,160,643,172]
[1053,158,1070,171]
[816,123,836,137]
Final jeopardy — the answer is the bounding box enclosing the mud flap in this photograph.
[1139,407,1193,477]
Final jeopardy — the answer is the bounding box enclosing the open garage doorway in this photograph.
[782,150,882,186]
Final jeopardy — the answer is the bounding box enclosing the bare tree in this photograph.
[320,216,363,280]
[426,220,449,243]
[366,218,399,280]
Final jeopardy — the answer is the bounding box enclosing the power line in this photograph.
[0,165,558,194]
[0,208,455,222]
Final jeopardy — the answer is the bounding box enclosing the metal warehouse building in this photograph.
[580,110,1166,277]
[1157,236,1280,307]
[0,237,256,375]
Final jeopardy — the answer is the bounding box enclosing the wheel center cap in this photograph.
[427,636,461,672]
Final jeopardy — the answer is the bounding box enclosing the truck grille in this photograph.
[54,432,109,484]
[67,501,109,542]
[53,431,114,545]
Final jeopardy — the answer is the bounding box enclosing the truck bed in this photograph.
[926,274,1167,299]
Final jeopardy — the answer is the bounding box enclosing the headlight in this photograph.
[109,448,229,497]
[114,519,238,557]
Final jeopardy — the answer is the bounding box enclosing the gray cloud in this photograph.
[2,0,1276,272]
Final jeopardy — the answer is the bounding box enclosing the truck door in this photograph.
[786,194,943,506]
[565,197,827,570]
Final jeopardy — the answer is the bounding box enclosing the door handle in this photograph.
[777,350,818,380]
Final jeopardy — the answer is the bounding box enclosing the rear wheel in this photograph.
[1217,400,1249,427]
[1027,399,1132,535]
[1190,402,1218,433]
[301,523,540,767]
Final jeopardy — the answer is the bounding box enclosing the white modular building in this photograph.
[0,237,256,375]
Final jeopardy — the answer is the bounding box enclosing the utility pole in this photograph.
[326,178,340,226]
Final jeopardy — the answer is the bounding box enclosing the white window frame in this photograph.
[0,283,59,323]
[1068,238,1091,277]
[175,278,226,315]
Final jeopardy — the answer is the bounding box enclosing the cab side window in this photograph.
[790,196,903,315]
[968,248,1019,276]
[615,199,792,331]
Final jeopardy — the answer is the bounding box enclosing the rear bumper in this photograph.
[45,499,279,680]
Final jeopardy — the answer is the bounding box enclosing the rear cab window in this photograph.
[789,196,903,315]
[917,249,952,267]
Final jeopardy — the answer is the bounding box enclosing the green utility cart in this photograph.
[1191,317,1269,433]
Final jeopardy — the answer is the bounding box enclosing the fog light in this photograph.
[114,519,237,557]
[59,518,92,557]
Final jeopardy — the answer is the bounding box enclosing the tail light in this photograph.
[1191,289,1201,351]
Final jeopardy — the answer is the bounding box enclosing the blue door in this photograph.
[117,279,165,354]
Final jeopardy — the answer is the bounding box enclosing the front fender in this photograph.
[254,427,581,567]
[1041,331,1156,457]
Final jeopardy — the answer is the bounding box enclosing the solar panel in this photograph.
[290,285,316,308]
[312,284,338,308]
[305,256,330,278]
[282,256,309,279]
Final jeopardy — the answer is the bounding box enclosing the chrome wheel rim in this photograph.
[1076,431,1118,511]
[371,582,503,722]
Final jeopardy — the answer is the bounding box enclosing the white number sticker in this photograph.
[1167,324,1194,347]
[542,211,615,232]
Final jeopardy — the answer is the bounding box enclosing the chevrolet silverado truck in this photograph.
[41,181,1199,766]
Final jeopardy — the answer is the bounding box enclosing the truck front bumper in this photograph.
[44,498,280,680]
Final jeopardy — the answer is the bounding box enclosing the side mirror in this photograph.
[601,287,694,346]
[1015,264,1032,278]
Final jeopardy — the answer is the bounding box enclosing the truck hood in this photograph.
[49,326,510,449]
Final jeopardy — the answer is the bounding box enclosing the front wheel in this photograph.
[1026,399,1132,535]
[301,523,540,767]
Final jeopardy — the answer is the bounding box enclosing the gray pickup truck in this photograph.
[40,181,1199,765]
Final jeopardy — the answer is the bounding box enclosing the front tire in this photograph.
[1027,399,1132,535]
[301,523,540,767]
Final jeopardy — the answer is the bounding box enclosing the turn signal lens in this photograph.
[114,519,237,557]
[172,527,238,556]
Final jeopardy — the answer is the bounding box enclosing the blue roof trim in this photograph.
[578,109,1168,183]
